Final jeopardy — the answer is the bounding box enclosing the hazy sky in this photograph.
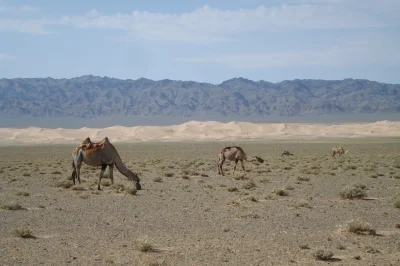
[0,0,399,84]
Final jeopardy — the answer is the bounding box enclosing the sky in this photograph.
[0,0,399,84]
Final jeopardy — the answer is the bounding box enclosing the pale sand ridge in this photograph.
[0,120,399,145]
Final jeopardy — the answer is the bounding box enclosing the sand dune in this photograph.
[0,120,399,145]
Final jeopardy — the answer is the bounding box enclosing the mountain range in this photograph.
[0,75,399,125]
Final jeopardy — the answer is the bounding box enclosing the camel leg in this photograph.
[71,161,76,185]
[233,159,238,176]
[218,154,225,176]
[98,164,107,190]
[73,153,83,185]
[109,164,114,184]
[240,159,246,174]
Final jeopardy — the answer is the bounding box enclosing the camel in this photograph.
[281,150,294,156]
[71,137,141,190]
[218,146,264,176]
[332,146,350,158]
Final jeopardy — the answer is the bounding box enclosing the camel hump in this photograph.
[220,146,232,153]
[82,137,92,144]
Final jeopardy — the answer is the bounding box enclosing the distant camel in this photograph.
[332,146,350,158]
[71,137,141,190]
[281,150,294,156]
[218,146,264,176]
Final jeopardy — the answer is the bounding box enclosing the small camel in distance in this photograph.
[218,146,264,176]
[332,146,350,158]
[281,150,294,156]
[71,137,141,190]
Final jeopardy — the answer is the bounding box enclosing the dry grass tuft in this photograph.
[312,249,334,261]
[273,187,288,196]
[296,199,311,208]
[13,229,36,239]
[234,174,248,180]
[126,187,137,195]
[339,185,366,200]
[227,187,238,192]
[342,219,376,235]
[242,180,256,190]
[2,203,27,211]
[16,191,30,196]
[153,177,163,182]
[297,176,310,182]
[393,200,400,208]
[134,239,155,252]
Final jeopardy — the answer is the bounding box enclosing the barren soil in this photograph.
[1,140,400,265]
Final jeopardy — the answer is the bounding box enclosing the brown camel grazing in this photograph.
[332,146,350,158]
[218,146,264,176]
[71,137,141,190]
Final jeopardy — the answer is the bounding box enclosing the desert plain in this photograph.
[0,122,400,265]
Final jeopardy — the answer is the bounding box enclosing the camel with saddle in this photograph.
[71,137,141,190]
[218,146,264,176]
[332,146,350,158]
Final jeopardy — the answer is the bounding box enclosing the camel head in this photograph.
[128,171,141,190]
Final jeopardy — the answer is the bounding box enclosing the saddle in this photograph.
[72,137,107,156]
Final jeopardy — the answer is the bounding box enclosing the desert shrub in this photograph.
[344,219,376,235]
[1,203,27,211]
[126,187,137,195]
[16,191,30,196]
[134,239,155,252]
[13,229,36,239]
[340,186,366,200]
[394,200,400,208]
[352,183,366,189]
[234,174,248,180]
[51,171,62,175]
[164,172,174,177]
[344,165,357,170]
[297,176,310,181]
[299,244,310,249]
[242,180,256,190]
[363,246,380,254]
[110,183,125,192]
[273,188,288,196]
[201,173,209,177]
[153,177,163,182]
[22,173,31,177]
[227,187,238,192]
[246,196,258,202]
[296,199,311,208]
[312,249,333,261]
[101,180,111,187]
[335,243,346,250]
